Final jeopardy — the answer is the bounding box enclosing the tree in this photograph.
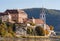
[45,30,49,35]
[0,22,15,37]
[35,26,45,36]
[0,23,7,37]
[50,25,54,30]
[27,26,33,35]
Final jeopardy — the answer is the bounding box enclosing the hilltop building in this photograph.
[0,9,28,23]
[0,9,56,36]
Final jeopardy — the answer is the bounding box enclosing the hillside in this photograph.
[23,8,60,32]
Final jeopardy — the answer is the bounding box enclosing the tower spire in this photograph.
[40,7,46,36]
[40,8,46,24]
[40,0,47,36]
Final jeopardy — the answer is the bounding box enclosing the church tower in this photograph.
[40,8,46,36]
[40,8,46,24]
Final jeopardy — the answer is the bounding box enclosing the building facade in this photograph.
[0,9,28,23]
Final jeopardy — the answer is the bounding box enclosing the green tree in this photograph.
[0,23,7,37]
[0,22,15,37]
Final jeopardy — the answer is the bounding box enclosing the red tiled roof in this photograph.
[28,19,44,24]
[35,19,44,24]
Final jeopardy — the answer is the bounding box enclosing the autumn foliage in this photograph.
[50,25,54,30]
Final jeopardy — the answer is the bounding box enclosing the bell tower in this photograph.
[40,8,46,24]
[40,8,46,36]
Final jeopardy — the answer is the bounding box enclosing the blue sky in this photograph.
[0,0,60,12]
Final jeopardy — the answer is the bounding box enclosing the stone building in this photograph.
[0,9,28,23]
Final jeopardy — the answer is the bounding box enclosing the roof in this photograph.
[18,9,27,15]
[5,9,18,14]
[28,19,44,24]
[5,9,27,15]
[35,19,44,24]
[0,12,7,16]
